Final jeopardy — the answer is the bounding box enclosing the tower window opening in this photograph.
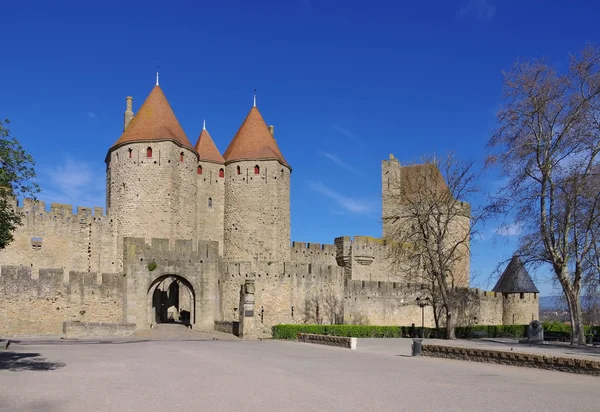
[128,148,132,158]
[208,197,213,208]
[197,165,202,175]
[180,152,184,162]
[254,165,260,174]
[219,168,224,178]
[236,166,241,175]
[146,147,152,158]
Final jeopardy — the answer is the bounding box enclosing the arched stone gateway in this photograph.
[122,238,221,331]
[148,275,196,326]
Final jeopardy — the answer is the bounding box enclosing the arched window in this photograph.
[219,168,224,178]
[197,165,202,175]
[128,148,133,158]
[208,197,213,208]
[180,152,184,162]
[146,147,152,158]
[254,165,260,174]
[236,166,241,175]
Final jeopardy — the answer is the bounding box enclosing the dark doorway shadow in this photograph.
[0,351,65,371]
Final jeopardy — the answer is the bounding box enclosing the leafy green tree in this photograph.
[0,119,39,248]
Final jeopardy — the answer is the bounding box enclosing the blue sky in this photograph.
[1,0,598,295]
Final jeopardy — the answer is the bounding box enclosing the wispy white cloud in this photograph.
[38,157,106,209]
[318,151,365,177]
[87,112,96,119]
[332,124,361,144]
[457,0,496,21]
[494,222,523,237]
[308,181,375,214]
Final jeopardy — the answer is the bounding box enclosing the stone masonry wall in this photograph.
[335,236,415,283]
[454,288,504,326]
[223,160,291,262]
[381,155,402,239]
[502,293,539,325]
[107,141,198,271]
[122,237,221,330]
[379,155,470,288]
[344,280,437,326]
[197,161,225,255]
[0,199,116,275]
[0,265,124,336]
[220,260,345,338]
[290,242,337,265]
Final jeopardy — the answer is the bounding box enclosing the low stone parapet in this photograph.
[63,321,136,338]
[214,321,239,336]
[297,333,357,350]
[422,344,600,376]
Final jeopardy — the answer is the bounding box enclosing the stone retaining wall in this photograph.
[297,333,357,350]
[214,321,239,336]
[422,344,600,376]
[63,321,136,338]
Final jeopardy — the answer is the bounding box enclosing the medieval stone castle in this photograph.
[0,82,540,338]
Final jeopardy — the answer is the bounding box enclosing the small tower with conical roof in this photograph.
[493,255,540,324]
[195,121,225,254]
[106,84,199,270]
[222,104,291,262]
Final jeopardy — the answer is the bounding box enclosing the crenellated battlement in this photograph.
[222,260,344,284]
[291,241,336,254]
[122,237,220,264]
[19,199,107,223]
[467,288,502,300]
[0,265,124,296]
[290,241,337,266]
[345,279,427,296]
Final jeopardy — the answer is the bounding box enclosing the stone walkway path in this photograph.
[355,337,600,362]
[133,323,239,341]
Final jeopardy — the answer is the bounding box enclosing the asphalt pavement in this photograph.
[0,338,597,412]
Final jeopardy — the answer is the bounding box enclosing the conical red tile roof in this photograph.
[195,128,224,163]
[111,85,194,150]
[223,106,288,167]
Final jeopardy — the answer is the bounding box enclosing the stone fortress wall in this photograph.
[223,159,291,263]
[0,265,124,336]
[196,160,225,255]
[1,199,117,275]
[0,82,539,337]
[107,141,199,272]
[121,237,222,331]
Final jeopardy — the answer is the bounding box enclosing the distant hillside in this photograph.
[539,296,566,310]
[540,295,597,310]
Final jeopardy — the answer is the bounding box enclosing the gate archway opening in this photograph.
[148,275,195,326]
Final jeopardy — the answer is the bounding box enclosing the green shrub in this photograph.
[271,324,406,339]
[453,325,528,339]
[272,324,535,340]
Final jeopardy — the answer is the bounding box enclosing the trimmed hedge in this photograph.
[272,325,405,339]
[272,324,529,340]
[272,323,600,340]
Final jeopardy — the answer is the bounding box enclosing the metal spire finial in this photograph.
[203,119,206,130]
[156,61,159,86]
[253,86,256,107]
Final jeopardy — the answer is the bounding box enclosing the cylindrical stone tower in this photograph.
[492,255,540,324]
[222,106,291,262]
[106,85,198,270]
[194,123,225,255]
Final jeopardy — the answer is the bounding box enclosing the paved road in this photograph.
[0,339,597,412]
